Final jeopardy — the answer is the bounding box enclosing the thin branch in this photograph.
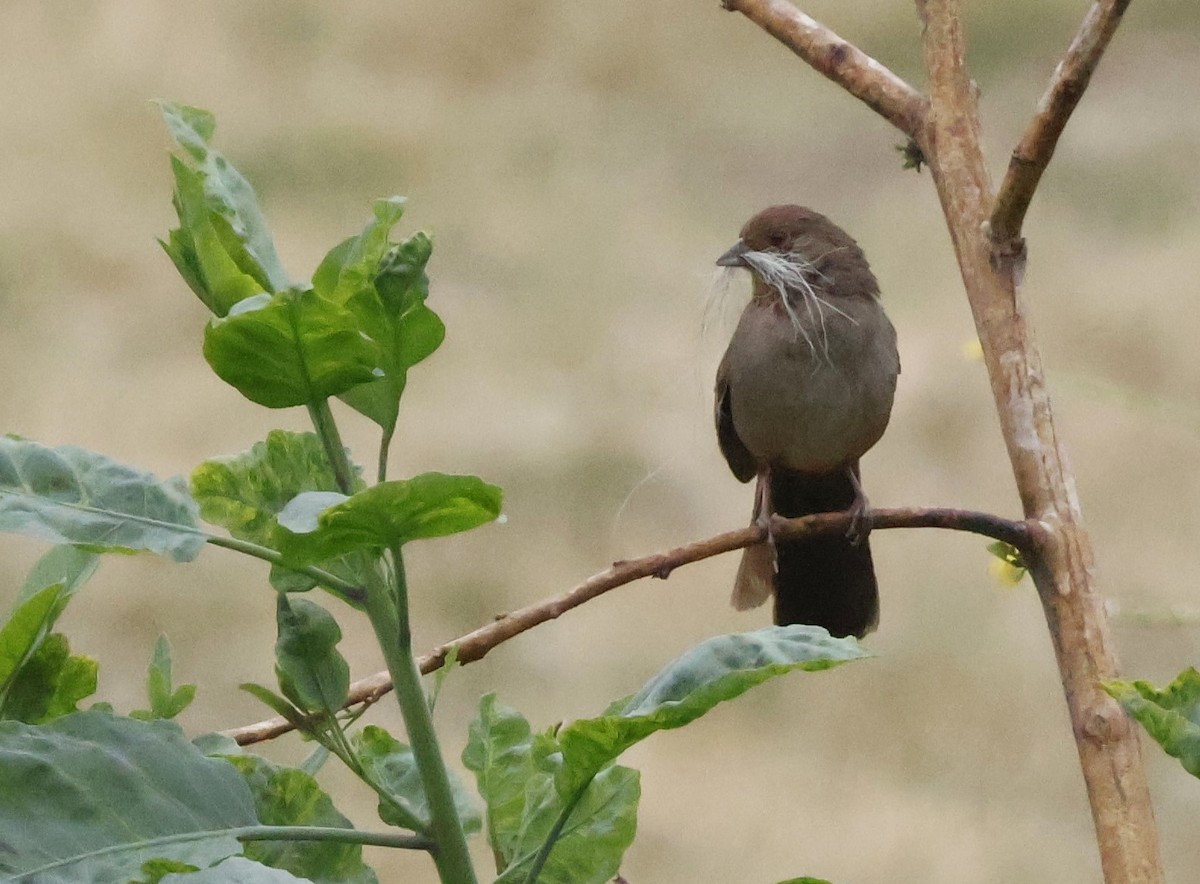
[988,0,1132,248]
[225,505,1032,745]
[721,0,929,143]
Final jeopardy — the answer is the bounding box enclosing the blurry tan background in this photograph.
[2,1,1199,881]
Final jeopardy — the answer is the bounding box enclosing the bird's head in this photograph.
[716,204,878,303]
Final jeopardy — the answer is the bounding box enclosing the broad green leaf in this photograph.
[2,632,97,723]
[463,695,637,883]
[131,635,196,721]
[0,710,257,881]
[191,430,364,595]
[555,625,867,795]
[225,755,377,884]
[1105,668,1200,777]
[160,102,291,294]
[274,596,349,714]
[203,288,381,408]
[354,725,480,835]
[492,766,638,884]
[276,473,502,565]
[0,437,206,561]
[161,857,311,882]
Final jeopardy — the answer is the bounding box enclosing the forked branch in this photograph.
[226,505,1033,745]
[989,0,1133,248]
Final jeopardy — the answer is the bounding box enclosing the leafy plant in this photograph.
[0,104,870,882]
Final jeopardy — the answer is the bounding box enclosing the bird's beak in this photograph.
[716,240,749,268]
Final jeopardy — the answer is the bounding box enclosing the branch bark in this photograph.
[226,505,1031,745]
[720,0,929,142]
[915,2,1160,881]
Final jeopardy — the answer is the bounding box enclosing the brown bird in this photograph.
[715,205,899,638]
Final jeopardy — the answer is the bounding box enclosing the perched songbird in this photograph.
[715,205,899,638]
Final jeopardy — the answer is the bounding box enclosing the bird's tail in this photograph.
[731,463,879,639]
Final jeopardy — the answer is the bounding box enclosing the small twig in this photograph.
[721,0,929,143]
[988,0,1132,248]
[225,505,1032,745]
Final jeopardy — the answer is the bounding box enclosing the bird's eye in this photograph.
[768,233,786,249]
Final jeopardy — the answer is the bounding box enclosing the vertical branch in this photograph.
[916,2,1162,881]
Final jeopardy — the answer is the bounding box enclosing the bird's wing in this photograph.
[715,350,757,483]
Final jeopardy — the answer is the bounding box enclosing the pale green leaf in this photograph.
[0,710,257,881]
[0,437,205,561]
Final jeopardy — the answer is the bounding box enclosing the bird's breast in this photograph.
[724,294,899,472]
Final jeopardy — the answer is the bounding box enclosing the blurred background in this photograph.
[1,1,1198,881]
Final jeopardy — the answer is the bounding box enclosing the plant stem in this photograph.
[22,825,435,878]
[237,824,434,851]
[523,779,591,884]
[307,399,355,494]
[378,423,394,483]
[303,395,476,881]
[363,547,478,884]
[204,535,365,604]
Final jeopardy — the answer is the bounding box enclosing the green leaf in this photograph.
[330,224,444,433]
[202,288,381,408]
[0,585,62,695]
[191,430,365,595]
[192,431,363,546]
[2,632,97,723]
[467,631,855,883]
[0,710,257,881]
[162,155,265,316]
[17,544,99,607]
[428,644,459,714]
[160,102,291,294]
[131,635,196,721]
[274,596,349,715]
[240,682,309,729]
[0,437,206,560]
[354,725,480,835]
[313,197,408,305]
[553,625,867,795]
[463,695,637,883]
[224,754,378,884]
[492,766,638,884]
[161,856,312,882]
[1105,668,1200,777]
[135,856,202,882]
[463,694,534,861]
[277,473,502,565]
